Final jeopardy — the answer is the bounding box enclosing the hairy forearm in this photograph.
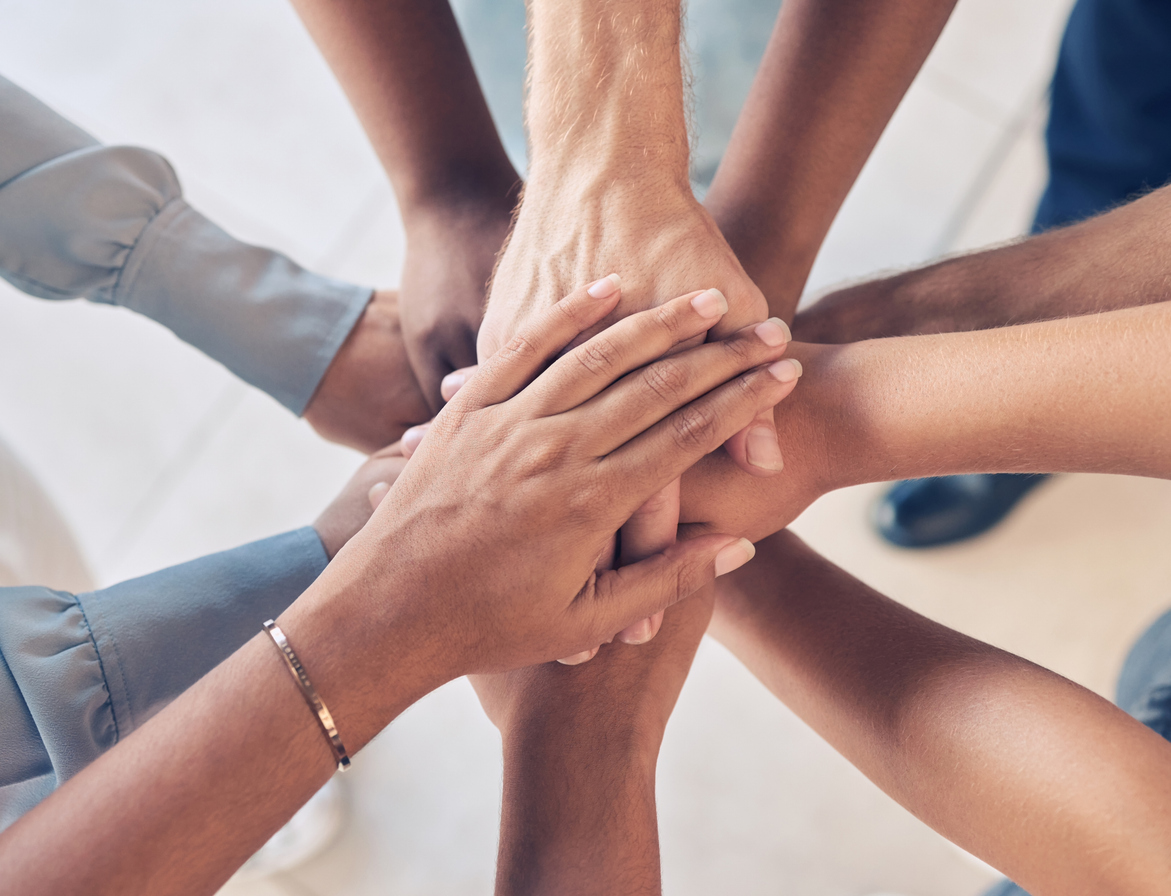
[711,531,1171,895]
[705,0,957,319]
[526,0,688,189]
[682,302,1171,540]
[290,0,519,216]
[795,183,1171,342]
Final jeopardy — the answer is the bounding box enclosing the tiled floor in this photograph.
[5,0,1171,894]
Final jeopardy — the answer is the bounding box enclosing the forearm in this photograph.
[683,302,1171,539]
[711,531,1171,895]
[0,565,444,896]
[290,0,519,217]
[526,0,688,190]
[705,0,957,319]
[497,724,661,896]
[795,182,1171,342]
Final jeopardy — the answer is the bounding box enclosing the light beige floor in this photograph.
[5,0,1170,894]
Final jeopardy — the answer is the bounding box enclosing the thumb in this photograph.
[587,535,756,637]
[723,407,785,476]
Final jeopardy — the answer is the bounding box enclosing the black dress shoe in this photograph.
[872,473,1050,548]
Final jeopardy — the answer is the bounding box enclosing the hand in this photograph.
[313,443,407,559]
[303,289,432,452]
[480,182,788,479]
[330,280,796,676]
[399,199,518,412]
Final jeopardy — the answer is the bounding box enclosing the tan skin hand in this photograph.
[303,289,432,453]
[313,442,407,559]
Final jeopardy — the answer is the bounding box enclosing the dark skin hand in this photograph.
[290,0,522,410]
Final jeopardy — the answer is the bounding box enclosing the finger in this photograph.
[440,366,479,403]
[578,317,792,457]
[367,481,391,511]
[523,287,728,417]
[556,646,601,666]
[603,357,803,514]
[616,479,679,645]
[454,276,623,410]
[400,423,430,459]
[722,407,785,476]
[579,535,757,639]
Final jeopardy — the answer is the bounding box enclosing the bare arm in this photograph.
[0,286,786,896]
[682,301,1171,540]
[290,0,522,408]
[705,0,958,320]
[712,530,1171,896]
[794,181,1171,342]
[476,595,713,896]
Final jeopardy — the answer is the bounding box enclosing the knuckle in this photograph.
[720,331,759,366]
[670,404,719,451]
[641,358,691,403]
[501,332,538,363]
[575,336,621,377]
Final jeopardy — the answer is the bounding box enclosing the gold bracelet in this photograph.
[262,620,351,772]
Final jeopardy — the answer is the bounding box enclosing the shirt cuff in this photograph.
[115,199,372,414]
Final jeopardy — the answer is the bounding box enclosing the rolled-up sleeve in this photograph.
[0,76,371,414]
[0,527,328,830]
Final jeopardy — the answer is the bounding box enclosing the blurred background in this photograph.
[3,0,1171,894]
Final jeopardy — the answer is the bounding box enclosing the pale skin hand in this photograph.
[712,530,1171,896]
[679,302,1171,543]
[704,0,958,320]
[290,0,522,410]
[0,284,795,896]
[302,289,431,452]
[480,0,785,477]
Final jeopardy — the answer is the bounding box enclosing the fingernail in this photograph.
[367,481,391,510]
[617,618,654,645]
[401,424,429,458]
[557,647,600,665]
[714,538,756,577]
[755,317,792,346]
[691,287,729,318]
[745,426,784,471]
[587,273,622,298]
[440,371,467,400]
[768,358,803,383]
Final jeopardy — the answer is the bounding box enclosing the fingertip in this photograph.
[557,646,601,665]
[367,480,391,510]
[587,273,622,299]
[714,538,756,577]
[401,424,429,458]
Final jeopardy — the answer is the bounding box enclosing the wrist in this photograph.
[397,171,521,233]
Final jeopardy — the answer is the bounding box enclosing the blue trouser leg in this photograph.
[1033,0,1171,232]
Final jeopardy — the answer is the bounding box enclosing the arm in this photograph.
[479,0,783,478]
[704,0,958,320]
[0,284,783,895]
[474,595,712,896]
[0,75,429,448]
[681,302,1171,540]
[290,0,522,409]
[712,530,1171,895]
[793,180,1171,342]
[0,448,404,830]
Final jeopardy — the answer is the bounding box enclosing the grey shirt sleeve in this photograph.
[0,75,372,414]
[0,526,329,831]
